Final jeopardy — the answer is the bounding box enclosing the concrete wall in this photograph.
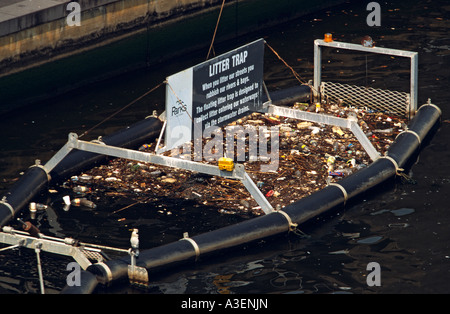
[0,0,347,113]
[0,0,223,76]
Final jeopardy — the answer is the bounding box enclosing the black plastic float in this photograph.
[0,116,163,227]
[60,101,441,294]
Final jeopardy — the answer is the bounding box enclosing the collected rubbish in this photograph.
[56,99,407,218]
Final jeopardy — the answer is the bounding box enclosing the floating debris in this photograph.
[328,249,350,255]
[356,236,383,244]
[388,223,410,228]
[390,208,415,217]
[370,208,415,217]
[56,100,407,218]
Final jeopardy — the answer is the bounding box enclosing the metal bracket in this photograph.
[0,226,127,269]
[128,265,149,287]
[42,133,76,173]
[62,133,274,214]
[0,225,130,292]
[313,39,418,117]
[264,104,380,161]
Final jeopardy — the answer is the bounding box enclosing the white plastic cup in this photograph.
[29,202,37,212]
[63,195,71,205]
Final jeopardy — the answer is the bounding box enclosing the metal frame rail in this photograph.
[54,133,274,214]
[264,105,380,162]
[42,102,382,218]
[313,39,419,118]
[0,225,130,294]
[0,107,388,294]
[0,38,421,294]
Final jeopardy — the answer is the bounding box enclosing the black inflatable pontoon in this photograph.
[59,101,441,293]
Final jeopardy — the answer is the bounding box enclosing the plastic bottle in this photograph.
[298,143,310,153]
[36,203,48,210]
[29,202,47,211]
[80,198,97,209]
[329,168,353,177]
[73,186,90,193]
[139,144,150,151]
[337,168,353,176]
[327,156,336,165]
[373,128,394,134]
[333,142,339,151]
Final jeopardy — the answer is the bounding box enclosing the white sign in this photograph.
[164,39,265,151]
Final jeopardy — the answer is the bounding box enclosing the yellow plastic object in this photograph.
[218,157,234,171]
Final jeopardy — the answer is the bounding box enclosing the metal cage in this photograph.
[313,39,418,119]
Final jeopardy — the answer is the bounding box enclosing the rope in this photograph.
[79,81,165,139]
[207,0,226,60]
[265,42,318,95]
[276,210,310,238]
[381,155,416,184]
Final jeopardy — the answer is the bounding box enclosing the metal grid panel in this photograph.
[314,39,418,118]
[321,81,410,117]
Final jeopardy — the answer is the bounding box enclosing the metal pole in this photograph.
[35,242,45,294]
[314,39,419,118]
[410,52,419,117]
[313,40,321,100]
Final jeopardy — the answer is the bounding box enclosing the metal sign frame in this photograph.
[313,39,419,117]
[163,38,265,152]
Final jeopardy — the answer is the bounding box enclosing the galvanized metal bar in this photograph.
[349,120,380,161]
[155,120,167,154]
[73,138,245,179]
[42,140,74,173]
[315,39,418,58]
[238,166,274,214]
[410,52,419,117]
[266,105,380,162]
[314,39,419,116]
[267,105,350,129]
[0,244,20,252]
[313,40,322,99]
[0,229,93,269]
[35,243,45,294]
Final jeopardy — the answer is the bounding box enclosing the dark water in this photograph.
[0,0,449,294]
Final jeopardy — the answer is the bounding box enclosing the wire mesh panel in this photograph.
[313,39,418,119]
[321,81,410,117]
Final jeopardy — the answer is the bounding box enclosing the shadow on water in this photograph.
[1,0,450,294]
